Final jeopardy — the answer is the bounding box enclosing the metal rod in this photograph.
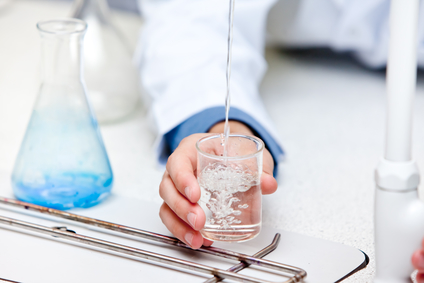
[204,233,281,283]
[0,215,301,283]
[0,196,184,247]
[0,197,307,282]
[0,197,305,274]
[0,214,277,283]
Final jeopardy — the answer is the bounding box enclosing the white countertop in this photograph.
[4,1,424,282]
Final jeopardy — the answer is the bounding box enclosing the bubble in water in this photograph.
[199,163,258,230]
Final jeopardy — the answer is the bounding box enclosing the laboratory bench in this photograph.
[3,0,424,282]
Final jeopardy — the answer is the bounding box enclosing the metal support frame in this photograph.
[0,196,307,283]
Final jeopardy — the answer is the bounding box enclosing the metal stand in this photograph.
[0,196,307,283]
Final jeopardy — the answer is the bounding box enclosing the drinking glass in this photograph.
[196,134,264,242]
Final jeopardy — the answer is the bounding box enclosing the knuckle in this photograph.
[172,197,185,217]
[170,219,180,236]
[161,170,168,181]
[159,203,166,221]
[173,170,183,185]
[168,153,175,163]
[180,136,190,145]
[166,155,175,172]
[158,182,165,199]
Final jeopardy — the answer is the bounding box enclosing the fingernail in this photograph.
[185,186,192,201]
[187,212,197,229]
[185,232,194,247]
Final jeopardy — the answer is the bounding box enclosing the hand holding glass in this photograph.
[196,134,264,242]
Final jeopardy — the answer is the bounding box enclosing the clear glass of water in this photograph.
[196,134,264,242]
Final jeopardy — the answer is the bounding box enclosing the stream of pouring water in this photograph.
[222,0,235,158]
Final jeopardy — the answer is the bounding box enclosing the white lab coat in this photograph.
[135,0,278,162]
[134,0,420,163]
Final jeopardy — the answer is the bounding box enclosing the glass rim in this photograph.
[196,133,264,160]
[37,18,87,35]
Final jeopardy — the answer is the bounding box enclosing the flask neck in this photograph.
[37,20,87,84]
[40,34,84,84]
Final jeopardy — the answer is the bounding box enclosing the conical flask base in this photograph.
[13,172,112,210]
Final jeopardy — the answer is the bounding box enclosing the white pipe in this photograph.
[385,0,419,162]
[374,1,424,282]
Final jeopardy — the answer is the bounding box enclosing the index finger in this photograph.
[166,134,204,203]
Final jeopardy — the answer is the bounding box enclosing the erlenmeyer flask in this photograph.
[11,19,113,210]
[71,0,141,124]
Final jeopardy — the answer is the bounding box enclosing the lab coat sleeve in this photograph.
[163,106,283,177]
[135,0,283,169]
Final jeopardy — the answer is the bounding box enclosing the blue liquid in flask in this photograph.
[12,19,113,210]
